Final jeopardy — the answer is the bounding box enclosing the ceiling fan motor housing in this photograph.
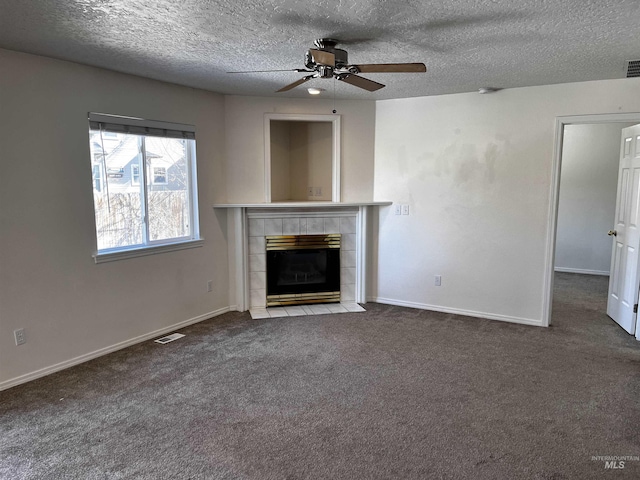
[331,48,349,67]
[304,47,349,69]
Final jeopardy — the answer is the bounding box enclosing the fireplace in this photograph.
[214,204,384,311]
[266,234,341,306]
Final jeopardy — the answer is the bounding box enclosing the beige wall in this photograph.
[283,121,333,201]
[374,78,640,325]
[223,95,375,203]
[306,122,333,201]
[269,121,291,201]
[289,122,310,201]
[0,49,229,387]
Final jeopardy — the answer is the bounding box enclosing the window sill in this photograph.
[93,239,204,264]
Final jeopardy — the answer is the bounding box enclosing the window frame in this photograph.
[88,113,202,263]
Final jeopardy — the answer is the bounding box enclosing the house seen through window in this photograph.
[89,113,199,256]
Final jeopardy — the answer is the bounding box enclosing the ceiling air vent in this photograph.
[626,60,640,78]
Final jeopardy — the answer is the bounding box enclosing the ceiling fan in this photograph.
[228,39,426,92]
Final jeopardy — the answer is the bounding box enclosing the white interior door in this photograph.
[607,124,640,336]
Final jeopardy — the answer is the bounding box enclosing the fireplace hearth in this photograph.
[266,234,341,306]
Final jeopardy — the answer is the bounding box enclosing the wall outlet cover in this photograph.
[14,328,26,346]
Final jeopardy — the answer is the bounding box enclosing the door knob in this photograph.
[608,230,617,237]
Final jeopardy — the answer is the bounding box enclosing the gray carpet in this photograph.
[2,273,640,479]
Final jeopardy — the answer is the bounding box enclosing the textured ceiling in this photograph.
[1,0,639,100]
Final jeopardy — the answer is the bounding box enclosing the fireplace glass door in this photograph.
[266,234,340,306]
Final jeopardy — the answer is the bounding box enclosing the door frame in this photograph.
[544,112,640,328]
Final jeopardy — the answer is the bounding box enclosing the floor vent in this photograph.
[626,60,640,78]
[154,333,185,344]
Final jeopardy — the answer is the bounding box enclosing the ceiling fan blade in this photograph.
[276,75,314,92]
[353,63,427,73]
[309,49,335,67]
[227,68,312,74]
[339,74,385,92]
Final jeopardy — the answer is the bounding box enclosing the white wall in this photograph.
[0,49,229,388]
[374,78,640,325]
[555,123,634,275]
[223,96,375,203]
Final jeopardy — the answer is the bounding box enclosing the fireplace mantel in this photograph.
[213,201,391,208]
[216,202,390,312]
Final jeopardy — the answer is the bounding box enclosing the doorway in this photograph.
[546,113,640,335]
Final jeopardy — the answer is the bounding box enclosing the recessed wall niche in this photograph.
[264,113,341,203]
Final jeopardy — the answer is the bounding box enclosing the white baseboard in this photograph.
[0,307,230,392]
[369,297,543,327]
[554,267,609,276]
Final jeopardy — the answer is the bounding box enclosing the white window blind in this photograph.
[88,112,195,140]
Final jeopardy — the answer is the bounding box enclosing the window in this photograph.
[152,166,167,185]
[131,164,140,185]
[92,165,102,192]
[88,113,201,261]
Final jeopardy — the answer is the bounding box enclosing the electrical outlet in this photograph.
[402,204,410,215]
[435,275,442,286]
[314,187,322,196]
[207,280,213,292]
[14,328,26,346]
[394,204,402,215]
[308,187,314,196]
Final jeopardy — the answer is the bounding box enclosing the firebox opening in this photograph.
[266,234,341,306]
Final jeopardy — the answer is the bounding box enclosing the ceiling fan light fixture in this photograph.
[478,87,498,94]
[307,87,325,95]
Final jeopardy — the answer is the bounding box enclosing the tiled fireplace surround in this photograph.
[220,203,387,313]
[247,211,358,309]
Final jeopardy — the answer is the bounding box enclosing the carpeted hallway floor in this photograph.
[2,273,640,479]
